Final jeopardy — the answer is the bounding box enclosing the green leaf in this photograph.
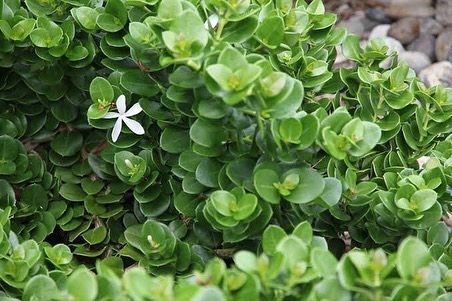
[210,190,235,217]
[427,222,449,246]
[256,16,284,49]
[67,267,98,301]
[390,64,409,88]
[123,268,154,300]
[23,275,59,301]
[50,131,83,157]
[195,158,221,188]
[284,168,325,204]
[311,248,338,278]
[22,184,48,211]
[342,35,362,61]
[96,0,127,32]
[160,127,189,154]
[10,19,35,41]
[0,135,18,162]
[233,251,257,272]
[59,183,87,202]
[254,169,281,204]
[44,244,73,265]
[319,177,342,206]
[397,237,432,279]
[307,0,325,14]
[193,286,226,301]
[82,226,107,245]
[233,194,258,220]
[295,114,319,149]
[157,0,182,19]
[276,236,309,266]
[206,64,234,91]
[279,118,302,143]
[73,7,98,30]
[190,119,227,148]
[410,189,437,212]
[120,70,160,97]
[292,221,313,244]
[80,178,104,195]
[90,77,114,103]
[114,151,147,183]
[347,122,381,157]
[129,22,153,44]
[218,47,248,70]
[262,225,286,255]
[30,17,62,48]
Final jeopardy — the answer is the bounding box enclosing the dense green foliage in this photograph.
[0,0,451,299]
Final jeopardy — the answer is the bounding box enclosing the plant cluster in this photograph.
[0,0,450,299]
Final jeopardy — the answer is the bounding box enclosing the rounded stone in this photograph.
[383,36,405,54]
[420,18,444,36]
[419,61,452,87]
[369,24,391,40]
[388,17,420,44]
[436,29,452,61]
[436,0,452,26]
[366,7,391,24]
[399,51,431,74]
[384,0,434,19]
[407,34,436,60]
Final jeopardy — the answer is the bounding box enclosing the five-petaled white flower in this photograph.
[104,95,145,142]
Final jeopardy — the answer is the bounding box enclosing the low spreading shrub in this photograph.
[0,0,450,299]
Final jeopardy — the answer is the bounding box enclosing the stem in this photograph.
[215,18,227,40]
[256,115,265,139]
[186,59,201,71]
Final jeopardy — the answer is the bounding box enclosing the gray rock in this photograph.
[385,0,434,19]
[369,24,391,40]
[383,36,405,54]
[407,34,436,60]
[436,0,452,26]
[366,7,391,24]
[388,17,420,44]
[338,15,365,36]
[419,61,452,87]
[420,18,444,36]
[365,0,391,7]
[436,29,452,61]
[362,18,380,32]
[399,51,432,73]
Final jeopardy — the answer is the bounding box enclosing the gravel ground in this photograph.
[328,0,452,87]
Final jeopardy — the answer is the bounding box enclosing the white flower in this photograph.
[103,95,145,142]
[204,14,219,29]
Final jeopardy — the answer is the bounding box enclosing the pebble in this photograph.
[436,29,452,61]
[338,16,365,36]
[421,18,444,36]
[385,0,435,19]
[419,61,452,87]
[366,7,391,24]
[369,24,391,39]
[407,34,436,61]
[435,0,452,26]
[399,51,432,73]
[383,36,405,54]
[388,17,420,44]
[365,0,391,7]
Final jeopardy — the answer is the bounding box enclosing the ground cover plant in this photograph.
[0,0,451,299]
